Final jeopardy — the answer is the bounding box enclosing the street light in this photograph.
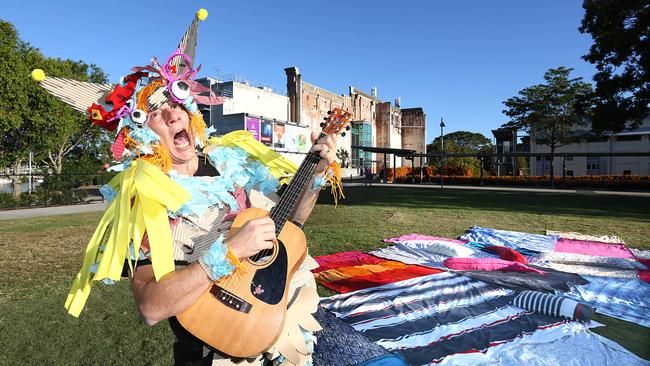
[440,118,446,188]
[440,117,446,151]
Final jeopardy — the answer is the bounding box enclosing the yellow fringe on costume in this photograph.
[324,162,344,207]
[190,112,207,146]
[64,160,190,317]
[207,130,298,185]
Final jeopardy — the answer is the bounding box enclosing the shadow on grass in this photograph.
[319,186,650,220]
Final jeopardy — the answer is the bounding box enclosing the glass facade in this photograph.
[351,121,372,168]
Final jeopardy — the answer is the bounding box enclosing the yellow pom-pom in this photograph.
[31,69,46,82]
[196,9,208,21]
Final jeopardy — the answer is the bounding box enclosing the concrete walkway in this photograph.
[1,183,648,221]
[0,201,107,221]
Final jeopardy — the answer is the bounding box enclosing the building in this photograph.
[528,120,650,176]
[198,67,427,173]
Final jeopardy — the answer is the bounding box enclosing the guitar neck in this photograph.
[269,132,326,235]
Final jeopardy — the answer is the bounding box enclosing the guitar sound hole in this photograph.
[249,248,274,265]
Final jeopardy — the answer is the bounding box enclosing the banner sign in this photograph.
[273,124,286,149]
[245,117,260,141]
[260,120,273,146]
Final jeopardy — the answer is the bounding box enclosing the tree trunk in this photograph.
[10,160,22,199]
[549,146,555,187]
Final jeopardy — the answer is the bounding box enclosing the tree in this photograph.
[336,148,350,168]
[502,67,593,178]
[0,20,109,198]
[426,131,494,175]
[580,0,649,132]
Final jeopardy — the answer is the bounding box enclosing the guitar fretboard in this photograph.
[269,132,326,236]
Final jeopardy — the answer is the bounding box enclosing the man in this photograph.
[34,9,340,365]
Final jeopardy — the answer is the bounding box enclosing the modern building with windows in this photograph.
[529,119,650,176]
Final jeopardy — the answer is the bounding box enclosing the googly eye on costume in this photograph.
[131,109,148,126]
[171,80,191,101]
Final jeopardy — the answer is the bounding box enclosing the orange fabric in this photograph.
[315,260,407,283]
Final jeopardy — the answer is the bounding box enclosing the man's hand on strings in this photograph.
[310,132,337,176]
[227,217,276,260]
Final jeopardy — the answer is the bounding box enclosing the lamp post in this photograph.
[440,118,445,188]
[440,117,445,151]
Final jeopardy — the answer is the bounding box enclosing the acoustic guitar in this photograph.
[176,108,352,357]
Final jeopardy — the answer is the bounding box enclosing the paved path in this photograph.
[0,201,108,221]
[1,183,648,221]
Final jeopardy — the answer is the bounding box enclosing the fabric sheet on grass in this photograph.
[456,266,588,293]
[554,238,635,259]
[564,275,650,329]
[540,251,647,270]
[370,240,496,269]
[312,251,385,273]
[320,272,613,366]
[461,226,557,253]
[546,230,626,244]
[384,233,467,245]
[313,252,443,294]
[483,327,648,366]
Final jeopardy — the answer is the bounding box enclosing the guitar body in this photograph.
[176,207,307,357]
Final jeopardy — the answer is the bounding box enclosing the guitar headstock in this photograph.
[320,108,352,137]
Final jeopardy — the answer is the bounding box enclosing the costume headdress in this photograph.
[33,8,226,172]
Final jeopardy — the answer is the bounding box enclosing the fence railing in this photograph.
[360,150,650,189]
[0,172,112,209]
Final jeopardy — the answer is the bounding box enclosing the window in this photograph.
[616,135,642,142]
[566,170,574,177]
[536,156,541,161]
[623,170,632,175]
[587,163,600,170]
[566,156,573,161]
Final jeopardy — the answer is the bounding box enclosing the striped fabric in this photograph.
[513,291,565,318]
[321,272,573,365]
[461,226,557,253]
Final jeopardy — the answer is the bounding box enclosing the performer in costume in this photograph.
[33,9,342,365]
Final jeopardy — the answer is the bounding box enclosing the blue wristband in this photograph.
[199,235,235,281]
[311,176,326,192]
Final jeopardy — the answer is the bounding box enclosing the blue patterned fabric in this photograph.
[461,226,558,254]
[563,275,650,328]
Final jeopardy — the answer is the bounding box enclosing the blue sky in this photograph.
[4,0,596,143]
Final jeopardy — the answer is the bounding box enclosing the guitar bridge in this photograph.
[210,286,252,313]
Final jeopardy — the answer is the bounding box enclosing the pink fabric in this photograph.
[313,251,385,273]
[223,187,252,221]
[384,233,467,244]
[554,238,635,259]
[443,257,546,275]
[484,245,528,264]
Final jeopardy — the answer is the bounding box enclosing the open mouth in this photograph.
[173,129,191,149]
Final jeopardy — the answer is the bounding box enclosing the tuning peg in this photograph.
[327,110,332,114]
[323,117,328,120]
[345,125,351,130]
[341,132,346,137]
[320,122,326,128]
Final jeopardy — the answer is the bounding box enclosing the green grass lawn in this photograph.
[1,186,649,364]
